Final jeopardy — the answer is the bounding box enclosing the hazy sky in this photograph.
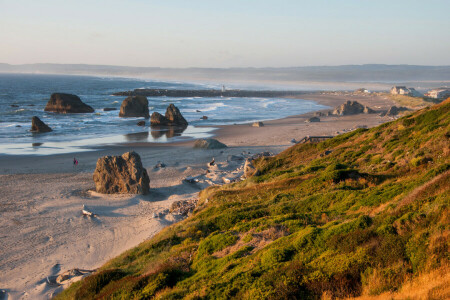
[1,0,449,67]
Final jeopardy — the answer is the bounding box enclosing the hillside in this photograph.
[57,100,449,299]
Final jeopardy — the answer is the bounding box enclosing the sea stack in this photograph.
[93,151,150,194]
[44,93,94,113]
[150,104,188,126]
[119,96,150,118]
[31,116,52,132]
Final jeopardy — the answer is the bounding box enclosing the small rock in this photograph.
[154,161,166,169]
[31,116,52,133]
[10,104,19,108]
[227,155,244,162]
[194,138,227,149]
[252,121,264,127]
[306,117,320,123]
[291,138,297,144]
[200,116,208,120]
[137,120,146,126]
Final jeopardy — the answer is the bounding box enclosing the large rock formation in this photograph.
[119,96,150,118]
[31,116,52,132]
[332,101,374,116]
[193,138,227,149]
[93,151,150,194]
[44,93,94,113]
[165,104,188,126]
[150,104,188,126]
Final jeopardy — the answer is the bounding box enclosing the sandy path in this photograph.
[0,92,399,299]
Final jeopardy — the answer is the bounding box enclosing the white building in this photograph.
[426,88,450,99]
[390,86,422,97]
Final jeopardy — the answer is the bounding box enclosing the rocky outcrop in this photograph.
[119,96,150,118]
[383,106,409,116]
[93,151,150,194]
[150,104,188,126]
[166,104,188,126]
[306,117,320,123]
[363,106,375,114]
[252,121,264,127]
[332,101,374,116]
[44,93,94,113]
[193,138,227,149]
[150,112,169,126]
[31,116,52,132]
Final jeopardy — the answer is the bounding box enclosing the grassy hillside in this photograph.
[57,100,449,300]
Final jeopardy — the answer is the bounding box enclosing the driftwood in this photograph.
[183,175,202,183]
[82,205,96,217]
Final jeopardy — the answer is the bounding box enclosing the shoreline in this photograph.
[0,92,399,299]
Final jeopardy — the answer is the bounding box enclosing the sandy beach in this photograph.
[0,92,399,299]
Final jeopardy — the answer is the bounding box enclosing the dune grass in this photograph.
[56,100,449,299]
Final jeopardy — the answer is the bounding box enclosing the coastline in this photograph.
[0,92,399,299]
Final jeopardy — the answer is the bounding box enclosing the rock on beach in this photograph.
[93,151,150,194]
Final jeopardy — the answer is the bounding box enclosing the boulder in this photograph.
[363,106,375,114]
[306,117,320,123]
[193,138,227,149]
[137,120,146,126]
[44,93,94,113]
[332,101,374,115]
[244,159,259,178]
[165,104,188,126]
[93,151,150,194]
[150,112,169,126]
[31,116,52,132]
[252,121,264,127]
[385,106,409,116]
[119,96,149,118]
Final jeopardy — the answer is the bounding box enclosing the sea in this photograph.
[0,73,328,155]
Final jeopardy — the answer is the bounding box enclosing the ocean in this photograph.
[0,73,328,155]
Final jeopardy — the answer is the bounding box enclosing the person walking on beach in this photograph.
[73,157,78,167]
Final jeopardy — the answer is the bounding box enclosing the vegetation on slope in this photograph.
[57,100,449,299]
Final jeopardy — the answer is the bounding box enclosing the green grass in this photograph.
[56,100,450,299]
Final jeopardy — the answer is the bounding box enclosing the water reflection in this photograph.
[150,125,187,140]
[124,131,149,142]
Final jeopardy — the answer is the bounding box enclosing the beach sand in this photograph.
[0,92,399,299]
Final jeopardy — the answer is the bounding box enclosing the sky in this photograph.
[0,0,449,68]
